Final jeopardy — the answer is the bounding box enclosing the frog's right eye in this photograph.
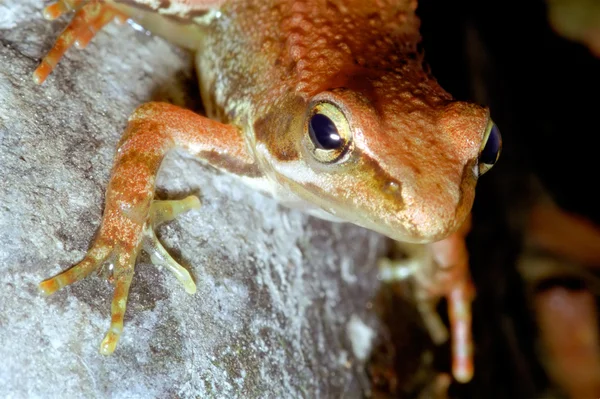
[305,102,353,163]
[477,120,502,175]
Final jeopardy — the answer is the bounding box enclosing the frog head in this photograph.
[254,71,500,243]
[251,3,501,243]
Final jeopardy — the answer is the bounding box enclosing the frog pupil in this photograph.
[309,113,342,150]
[480,123,501,165]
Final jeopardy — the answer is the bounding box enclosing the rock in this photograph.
[0,1,392,397]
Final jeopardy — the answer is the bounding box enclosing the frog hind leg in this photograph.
[34,1,126,84]
[40,102,256,354]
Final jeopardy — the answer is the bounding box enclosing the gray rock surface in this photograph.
[0,2,392,397]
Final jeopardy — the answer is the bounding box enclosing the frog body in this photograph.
[35,0,501,383]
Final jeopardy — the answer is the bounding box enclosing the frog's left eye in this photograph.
[477,120,502,175]
[305,102,353,163]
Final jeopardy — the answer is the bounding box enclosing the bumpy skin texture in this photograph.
[36,0,495,384]
[198,0,489,243]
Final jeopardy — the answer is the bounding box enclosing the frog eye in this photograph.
[477,120,502,175]
[306,102,352,163]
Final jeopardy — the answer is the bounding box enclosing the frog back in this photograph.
[195,0,424,128]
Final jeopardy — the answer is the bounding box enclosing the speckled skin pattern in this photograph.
[196,0,489,244]
[35,0,494,384]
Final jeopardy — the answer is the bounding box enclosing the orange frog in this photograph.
[35,0,501,383]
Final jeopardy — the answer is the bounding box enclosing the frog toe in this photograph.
[142,225,197,295]
[34,1,126,84]
[100,256,135,355]
[377,256,420,281]
[150,195,202,226]
[42,0,79,20]
[142,196,201,294]
[39,245,111,295]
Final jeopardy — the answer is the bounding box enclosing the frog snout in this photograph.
[405,205,458,242]
[391,179,473,243]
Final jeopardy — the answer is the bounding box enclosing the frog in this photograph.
[34,0,502,384]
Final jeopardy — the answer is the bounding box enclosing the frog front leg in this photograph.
[40,102,257,354]
[427,218,474,384]
[34,1,127,84]
[379,217,474,383]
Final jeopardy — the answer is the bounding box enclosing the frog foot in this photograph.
[378,247,450,346]
[39,195,200,354]
[379,235,474,383]
[34,0,127,84]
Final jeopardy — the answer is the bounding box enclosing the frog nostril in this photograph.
[382,180,403,202]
